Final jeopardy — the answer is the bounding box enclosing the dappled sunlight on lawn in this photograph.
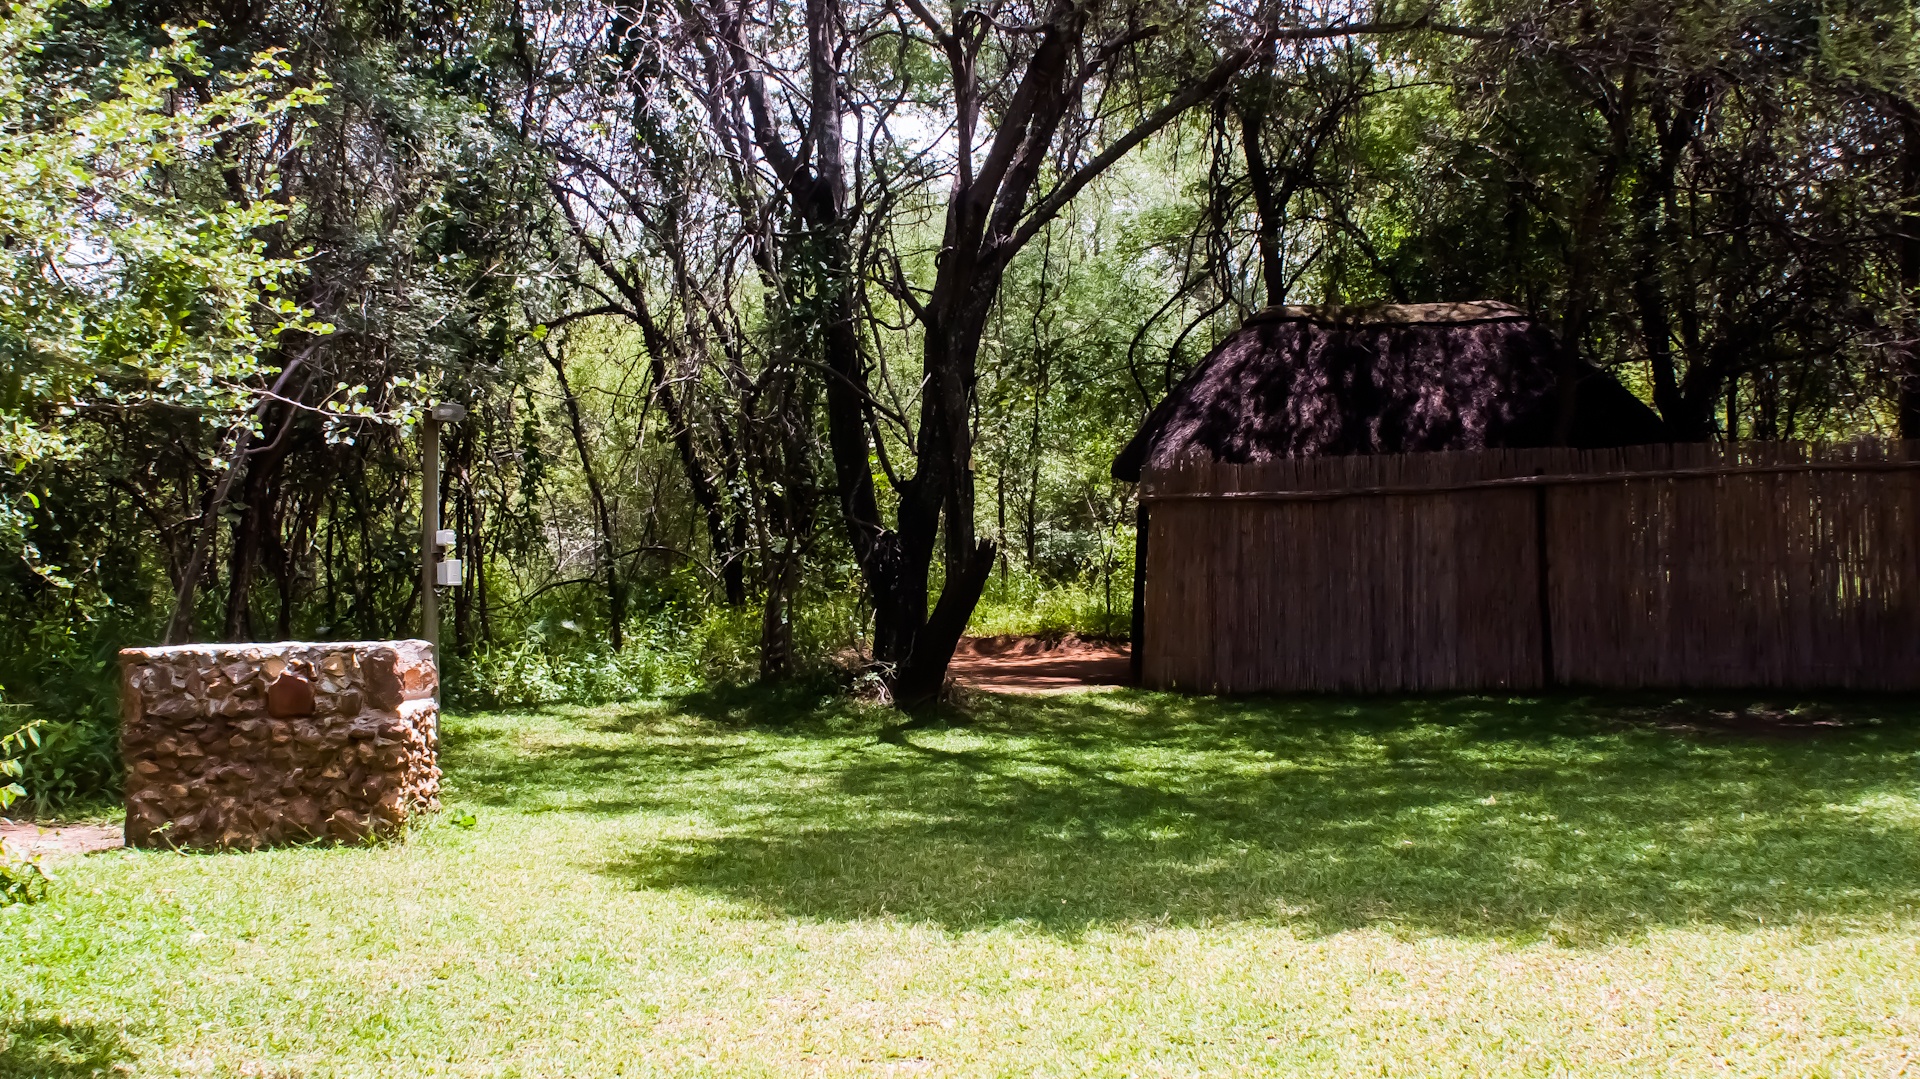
[444,691,1920,942]
[13,689,1920,1077]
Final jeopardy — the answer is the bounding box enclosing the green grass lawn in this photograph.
[7,689,1920,1076]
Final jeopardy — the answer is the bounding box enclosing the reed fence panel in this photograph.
[1137,442,1920,692]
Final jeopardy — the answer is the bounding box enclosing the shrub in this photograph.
[0,608,129,810]
[0,718,39,811]
[1,719,50,907]
[16,716,120,811]
[968,567,1133,640]
[450,606,743,707]
[0,851,47,906]
[446,595,857,709]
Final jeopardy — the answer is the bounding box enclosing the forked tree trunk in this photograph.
[714,0,1270,707]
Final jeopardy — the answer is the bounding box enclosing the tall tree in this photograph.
[699,0,1443,704]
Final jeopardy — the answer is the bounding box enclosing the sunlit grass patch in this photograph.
[5,690,1920,1075]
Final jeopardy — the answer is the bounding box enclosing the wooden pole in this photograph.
[421,415,440,668]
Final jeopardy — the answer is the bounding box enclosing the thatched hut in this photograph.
[1114,302,1671,682]
[1112,302,1667,481]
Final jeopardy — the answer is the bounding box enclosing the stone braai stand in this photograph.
[118,641,441,849]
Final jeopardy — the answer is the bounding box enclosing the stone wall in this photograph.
[118,641,441,849]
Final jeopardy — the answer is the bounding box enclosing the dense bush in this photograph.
[0,601,130,813]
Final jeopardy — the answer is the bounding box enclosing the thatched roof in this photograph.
[1112,302,1670,481]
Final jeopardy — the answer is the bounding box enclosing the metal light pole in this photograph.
[421,401,466,679]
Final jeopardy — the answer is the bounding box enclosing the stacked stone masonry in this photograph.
[119,641,441,849]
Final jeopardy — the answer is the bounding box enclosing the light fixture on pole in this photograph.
[421,401,467,682]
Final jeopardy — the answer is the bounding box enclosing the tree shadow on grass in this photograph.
[0,1014,135,1078]
[667,681,868,728]
[451,691,1920,942]
[439,696,864,816]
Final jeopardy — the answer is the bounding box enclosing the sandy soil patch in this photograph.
[948,635,1132,695]
[1,820,123,856]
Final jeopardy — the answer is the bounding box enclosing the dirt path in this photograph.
[948,635,1132,695]
[1,820,123,856]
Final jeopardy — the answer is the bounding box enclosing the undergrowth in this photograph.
[1,718,50,905]
[967,569,1132,639]
[0,561,1135,809]
[445,597,859,708]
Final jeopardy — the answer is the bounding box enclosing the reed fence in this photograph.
[1136,441,1920,692]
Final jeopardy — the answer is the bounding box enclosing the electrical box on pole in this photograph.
[421,399,467,702]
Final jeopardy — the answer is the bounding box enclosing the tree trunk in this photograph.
[450,427,475,655]
[1897,103,1920,438]
[222,421,296,641]
[1556,69,1634,444]
[167,428,249,645]
[721,0,1249,707]
[1025,371,1043,569]
[758,545,797,681]
[544,344,628,650]
[884,310,1000,707]
[1129,502,1148,684]
[547,179,750,608]
[264,475,319,641]
[638,317,748,607]
[1238,99,1288,307]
